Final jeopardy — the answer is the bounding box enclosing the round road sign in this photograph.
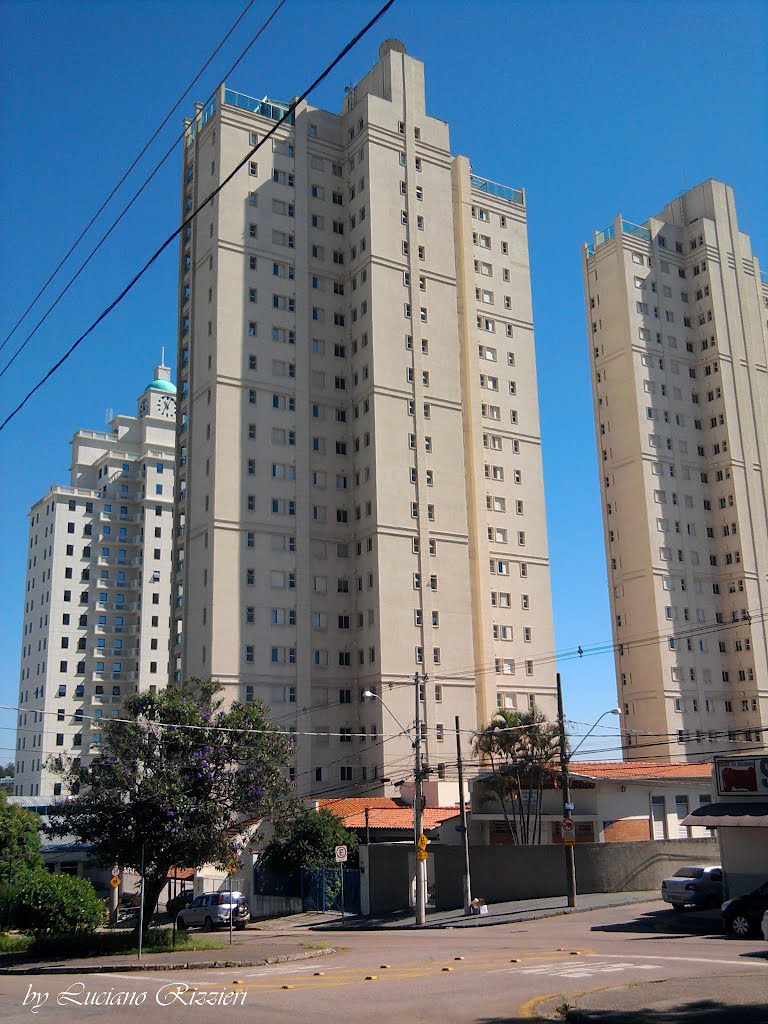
[111,866,120,877]
[335,845,348,863]
[560,817,575,835]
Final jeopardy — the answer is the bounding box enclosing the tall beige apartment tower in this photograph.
[583,180,768,762]
[175,40,556,798]
[14,366,176,798]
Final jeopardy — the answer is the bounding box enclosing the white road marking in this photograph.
[519,961,661,980]
[589,953,767,968]
[242,964,342,978]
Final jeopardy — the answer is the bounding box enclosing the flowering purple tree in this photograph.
[48,679,296,933]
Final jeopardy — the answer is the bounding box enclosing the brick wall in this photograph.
[603,817,652,843]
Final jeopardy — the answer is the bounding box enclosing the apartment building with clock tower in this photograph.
[13,363,176,797]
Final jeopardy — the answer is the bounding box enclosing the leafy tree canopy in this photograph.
[260,808,359,875]
[0,792,43,876]
[48,679,297,931]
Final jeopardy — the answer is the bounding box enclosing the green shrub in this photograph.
[13,872,103,936]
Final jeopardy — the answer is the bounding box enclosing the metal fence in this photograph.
[300,867,360,915]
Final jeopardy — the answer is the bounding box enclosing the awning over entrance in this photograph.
[682,801,768,828]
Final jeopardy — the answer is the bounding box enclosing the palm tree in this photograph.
[473,706,560,844]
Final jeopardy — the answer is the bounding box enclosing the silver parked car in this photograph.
[176,891,249,931]
[661,865,723,910]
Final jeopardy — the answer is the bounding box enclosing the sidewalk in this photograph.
[257,890,660,931]
[0,935,335,976]
[540,971,768,1023]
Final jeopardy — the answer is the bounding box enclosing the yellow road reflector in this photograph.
[313,971,325,976]
[441,967,453,972]
[281,985,293,990]
[569,951,582,956]
[510,958,520,963]
[365,975,378,981]
[454,956,465,961]
[379,964,391,969]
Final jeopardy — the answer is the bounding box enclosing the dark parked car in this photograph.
[721,881,768,938]
[166,889,194,917]
[661,865,723,910]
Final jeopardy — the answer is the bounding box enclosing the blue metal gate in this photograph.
[300,867,360,914]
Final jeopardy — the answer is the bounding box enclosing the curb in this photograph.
[312,895,659,931]
[0,945,335,976]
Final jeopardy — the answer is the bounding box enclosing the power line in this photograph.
[0,0,396,432]
[0,0,288,381]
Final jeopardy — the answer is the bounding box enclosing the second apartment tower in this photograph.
[175,40,555,795]
[584,180,768,761]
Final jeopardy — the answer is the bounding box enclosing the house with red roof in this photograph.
[317,796,463,844]
[462,760,715,845]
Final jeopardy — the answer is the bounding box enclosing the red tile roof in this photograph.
[568,760,712,781]
[318,797,460,832]
[317,797,402,817]
[340,807,459,831]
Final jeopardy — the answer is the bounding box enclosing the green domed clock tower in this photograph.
[138,358,177,420]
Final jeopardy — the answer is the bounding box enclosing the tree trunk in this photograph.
[136,872,168,937]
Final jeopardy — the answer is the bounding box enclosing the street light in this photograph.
[361,691,411,738]
[363,678,427,927]
[557,673,621,908]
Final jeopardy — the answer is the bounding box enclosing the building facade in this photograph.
[583,180,768,761]
[14,365,176,797]
[175,40,556,798]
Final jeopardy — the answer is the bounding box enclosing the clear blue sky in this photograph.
[0,0,765,763]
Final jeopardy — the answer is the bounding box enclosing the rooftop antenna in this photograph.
[106,408,113,425]
[160,345,165,366]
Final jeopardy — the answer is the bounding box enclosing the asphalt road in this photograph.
[2,902,766,1023]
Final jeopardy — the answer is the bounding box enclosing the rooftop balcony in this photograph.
[224,89,295,125]
[586,218,651,257]
[470,174,524,206]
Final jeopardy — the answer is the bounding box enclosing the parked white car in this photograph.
[761,909,768,941]
[177,891,249,931]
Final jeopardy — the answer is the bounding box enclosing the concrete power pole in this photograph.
[455,716,472,914]
[556,673,577,908]
[413,672,426,926]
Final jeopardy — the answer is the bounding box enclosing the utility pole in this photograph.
[413,671,426,926]
[556,673,576,908]
[455,716,472,915]
[364,807,371,846]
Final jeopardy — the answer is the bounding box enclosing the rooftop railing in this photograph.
[185,97,217,147]
[224,89,295,124]
[470,174,524,206]
[621,219,651,242]
[586,224,615,258]
[760,269,768,284]
[586,218,651,257]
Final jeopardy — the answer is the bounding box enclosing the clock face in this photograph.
[160,395,175,417]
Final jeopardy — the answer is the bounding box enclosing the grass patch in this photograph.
[298,941,331,950]
[0,928,225,960]
[0,933,35,954]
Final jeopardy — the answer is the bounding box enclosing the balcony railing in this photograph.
[586,218,652,257]
[224,89,295,124]
[621,219,651,242]
[761,269,768,284]
[586,224,615,257]
[470,174,524,206]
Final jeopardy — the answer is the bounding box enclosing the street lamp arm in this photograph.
[566,708,622,762]
[361,690,412,738]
